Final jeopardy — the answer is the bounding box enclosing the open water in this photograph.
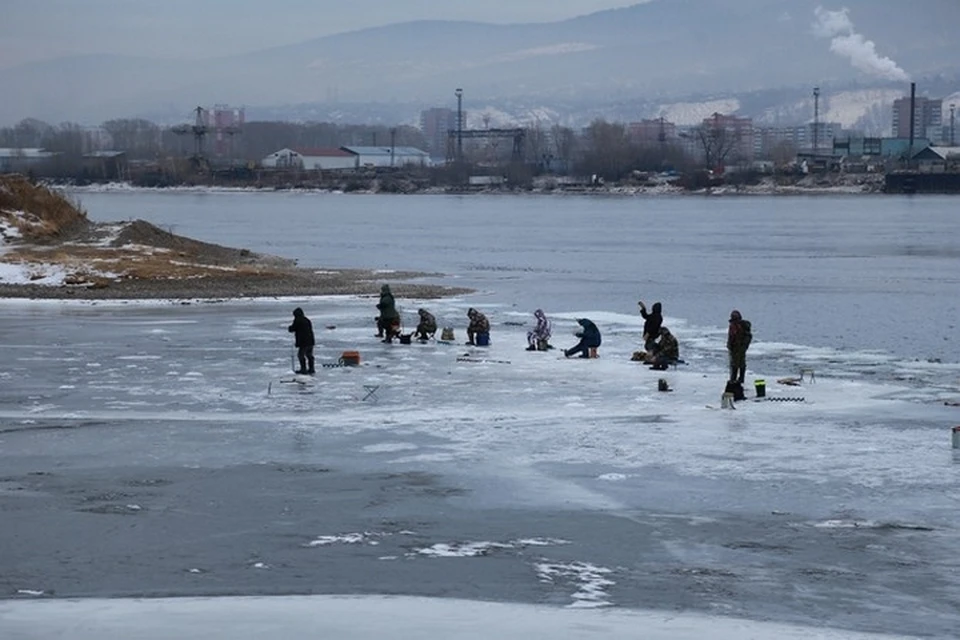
[74,190,960,363]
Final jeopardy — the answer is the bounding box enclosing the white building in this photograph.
[340,146,430,168]
[261,148,357,171]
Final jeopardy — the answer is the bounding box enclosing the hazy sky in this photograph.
[0,0,648,68]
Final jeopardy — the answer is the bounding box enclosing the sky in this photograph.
[0,0,648,69]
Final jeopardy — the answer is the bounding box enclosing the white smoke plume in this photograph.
[813,7,909,81]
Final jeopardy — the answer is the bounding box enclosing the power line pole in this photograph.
[812,87,820,155]
[951,104,956,146]
[455,88,464,163]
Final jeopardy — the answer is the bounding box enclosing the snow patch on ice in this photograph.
[362,442,419,453]
[535,561,615,608]
[415,537,569,558]
[306,532,388,547]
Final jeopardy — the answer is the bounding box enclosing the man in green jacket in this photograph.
[376,284,401,343]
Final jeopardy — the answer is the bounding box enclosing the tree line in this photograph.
[0,115,773,183]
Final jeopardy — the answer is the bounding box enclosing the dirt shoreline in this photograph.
[0,176,470,301]
[0,269,470,301]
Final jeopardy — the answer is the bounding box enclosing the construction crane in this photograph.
[172,106,209,170]
[172,105,242,172]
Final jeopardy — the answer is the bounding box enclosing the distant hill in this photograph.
[1,0,959,126]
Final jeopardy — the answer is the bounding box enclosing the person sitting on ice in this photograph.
[414,308,437,341]
[526,309,553,351]
[466,308,490,346]
[649,326,679,370]
[564,318,601,358]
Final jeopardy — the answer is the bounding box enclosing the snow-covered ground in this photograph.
[0,595,910,639]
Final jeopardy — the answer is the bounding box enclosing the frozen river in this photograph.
[1,191,959,639]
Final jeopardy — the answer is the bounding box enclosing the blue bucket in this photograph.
[475,332,490,347]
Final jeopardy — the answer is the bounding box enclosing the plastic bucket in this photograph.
[475,333,490,347]
[398,334,412,345]
[340,350,360,366]
[953,426,960,449]
[754,379,766,398]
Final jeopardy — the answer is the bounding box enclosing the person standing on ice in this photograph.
[288,307,315,375]
[564,318,601,358]
[526,309,553,351]
[727,309,752,384]
[466,308,490,346]
[376,284,401,343]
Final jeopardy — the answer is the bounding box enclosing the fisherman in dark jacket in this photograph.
[466,308,490,346]
[564,318,602,358]
[376,284,401,343]
[414,308,437,341]
[638,300,663,351]
[288,307,315,374]
[727,309,752,384]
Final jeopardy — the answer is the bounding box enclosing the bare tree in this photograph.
[770,140,798,168]
[578,119,635,180]
[550,124,577,174]
[691,113,742,170]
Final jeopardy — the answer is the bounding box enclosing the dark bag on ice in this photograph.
[725,381,745,402]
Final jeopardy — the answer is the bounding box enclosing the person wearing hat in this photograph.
[564,318,602,358]
[650,326,679,370]
[414,308,437,341]
[288,307,315,375]
[638,300,663,351]
[466,308,490,346]
[727,309,752,384]
[376,284,401,343]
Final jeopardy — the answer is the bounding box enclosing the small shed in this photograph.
[911,146,960,173]
[82,151,128,180]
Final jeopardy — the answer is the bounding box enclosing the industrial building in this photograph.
[340,146,430,168]
[261,148,357,171]
[892,95,942,142]
[419,108,460,157]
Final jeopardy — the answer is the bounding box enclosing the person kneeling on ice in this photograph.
[466,308,491,346]
[526,309,553,351]
[649,326,679,370]
[564,318,601,358]
[288,307,315,375]
[414,308,437,341]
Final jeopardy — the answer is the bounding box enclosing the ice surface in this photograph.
[2,192,959,637]
[0,595,911,639]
